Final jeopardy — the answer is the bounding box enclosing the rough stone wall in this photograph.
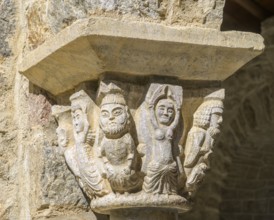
[179,16,274,220]
[25,0,225,50]
[0,0,99,219]
[219,17,274,220]
[0,0,18,219]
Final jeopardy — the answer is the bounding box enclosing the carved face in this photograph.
[72,109,85,133]
[100,103,128,136]
[209,107,223,134]
[56,127,68,148]
[155,99,175,126]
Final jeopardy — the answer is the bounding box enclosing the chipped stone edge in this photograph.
[18,16,265,73]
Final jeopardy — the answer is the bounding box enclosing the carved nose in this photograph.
[218,117,223,123]
[109,115,115,120]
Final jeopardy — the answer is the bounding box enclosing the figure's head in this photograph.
[210,106,223,130]
[99,93,129,137]
[69,90,91,135]
[155,98,175,126]
[71,105,85,134]
[56,127,68,148]
[193,100,223,135]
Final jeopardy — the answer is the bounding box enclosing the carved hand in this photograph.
[123,167,131,175]
[101,169,107,178]
[137,143,146,157]
[83,116,90,139]
[105,163,114,175]
[166,129,173,139]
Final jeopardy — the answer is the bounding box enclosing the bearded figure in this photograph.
[184,95,224,194]
[99,91,142,193]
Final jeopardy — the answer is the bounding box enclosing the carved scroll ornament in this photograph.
[52,81,224,214]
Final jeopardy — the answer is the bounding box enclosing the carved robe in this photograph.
[100,133,141,193]
[75,142,109,198]
[143,128,178,194]
[184,126,213,191]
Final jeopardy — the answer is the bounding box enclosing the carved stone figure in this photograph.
[142,84,183,194]
[98,84,142,193]
[70,91,110,198]
[52,106,81,181]
[52,106,71,150]
[52,82,224,214]
[184,89,224,194]
[56,127,68,149]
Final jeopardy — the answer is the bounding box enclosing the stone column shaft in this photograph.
[110,209,177,220]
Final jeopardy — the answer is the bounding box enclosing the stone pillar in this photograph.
[110,209,177,220]
[18,1,264,219]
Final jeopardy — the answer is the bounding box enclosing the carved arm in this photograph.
[149,104,159,130]
[126,135,135,169]
[170,107,181,131]
[184,130,205,168]
[99,144,109,165]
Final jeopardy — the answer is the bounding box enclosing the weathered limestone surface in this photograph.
[0,0,18,219]
[15,88,96,220]
[50,78,226,218]
[25,0,226,50]
[19,17,264,95]
[0,0,15,57]
[0,0,269,220]
[17,5,263,217]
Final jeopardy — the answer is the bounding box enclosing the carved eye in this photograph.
[101,110,109,118]
[167,108,174,114]
[158,106,165,112]
[112,108,123,116]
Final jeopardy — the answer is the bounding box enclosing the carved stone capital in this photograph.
[19,6,263,219]
[51,79,227,217]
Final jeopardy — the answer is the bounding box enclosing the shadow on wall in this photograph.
[219,16,274,220]
[179,16,274,220]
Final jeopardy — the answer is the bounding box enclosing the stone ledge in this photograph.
[19,17,264,95]
[89,192,191,214]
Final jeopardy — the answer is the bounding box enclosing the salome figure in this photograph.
[143,85,182,195]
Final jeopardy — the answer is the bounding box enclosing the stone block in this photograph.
[259,166,274,179]
[19,17,264,95]
[220,200,242,213]
[255,187,274,199]
[221,189,238,200]
[253,215,274,220]
[236,180,263,190]
[220,214,237,220]
[237,190,255,200]
[236,214,253,220]
[242,200,268,214]
[28,93,53,127]
[269,199,274,213]
[0,0,15,57]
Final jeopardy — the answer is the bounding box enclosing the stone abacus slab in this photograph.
[19,17,264,95]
